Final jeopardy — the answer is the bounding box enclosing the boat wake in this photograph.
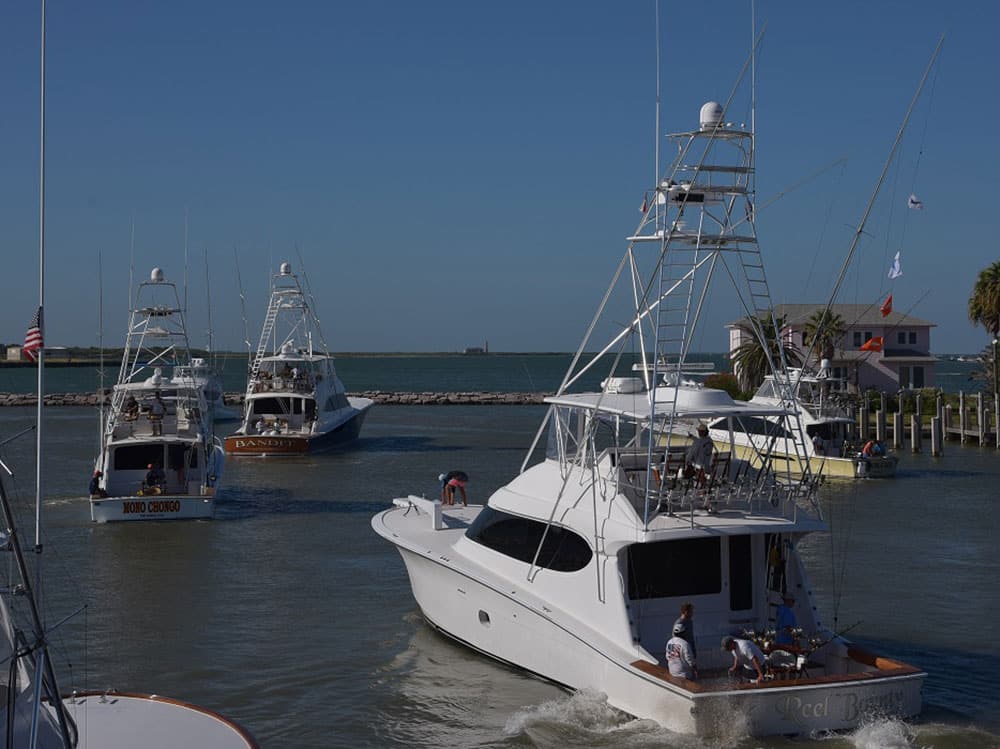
[504,689,750,748]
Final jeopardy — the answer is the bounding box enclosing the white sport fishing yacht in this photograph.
[90,268,224,522]
[373,93,925,736]
[173,357,241,423]
[709,366,899,479]
[224,262,372,455]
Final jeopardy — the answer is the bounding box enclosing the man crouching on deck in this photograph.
[722,635,765,684]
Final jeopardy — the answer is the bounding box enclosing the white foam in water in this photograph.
[504,689,721,748]
[846,717,920,749]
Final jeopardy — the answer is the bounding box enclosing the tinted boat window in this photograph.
[466,507,592,572]
[114,444,165,470]
[729,534,753,611]
[626,537,721,600]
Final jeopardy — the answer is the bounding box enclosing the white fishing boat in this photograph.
[373,63,928,734]
[709,366,899,479]
[89,268,224,522]
[174,356,241,422]
[224,262,372,455]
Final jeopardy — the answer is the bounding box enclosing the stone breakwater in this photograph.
[0,391,549,407]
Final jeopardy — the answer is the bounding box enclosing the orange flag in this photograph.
[860,336,884,352]
[880,294,893,317]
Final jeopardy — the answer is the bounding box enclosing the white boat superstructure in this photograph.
[374,91,924,737]
[174,357,241,422]
[224,262,372,455]
[709,368,899,479]
[90,268,223,522]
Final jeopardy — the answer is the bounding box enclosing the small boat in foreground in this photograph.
[224,262,372,455]
[373,94,924,736]
[90,268,224,522]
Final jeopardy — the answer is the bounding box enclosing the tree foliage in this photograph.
[802,309,847,361]
[968,261,1000,395]
[732,314,802,392]
[968,260,1000,337]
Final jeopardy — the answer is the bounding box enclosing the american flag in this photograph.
[23,307,43,362]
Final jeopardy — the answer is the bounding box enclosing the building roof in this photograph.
[728,303,935,329]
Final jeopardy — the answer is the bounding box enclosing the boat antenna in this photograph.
[233,247,252,358]
[183,206,190,316]
[803,35,944,368]
[98,249,105,447]
[653,0,661,187]
[31,2,76,742]
[34,0,47,549]
[204,249,214,364]
[128,215,135,312]
[294,245,331,355]
[750,0,756,140]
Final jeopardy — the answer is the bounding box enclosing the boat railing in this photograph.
[606,450,814,524]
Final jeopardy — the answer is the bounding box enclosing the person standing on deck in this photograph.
[665,621,697,680]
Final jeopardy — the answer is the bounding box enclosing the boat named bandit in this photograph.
[224,262,372,455]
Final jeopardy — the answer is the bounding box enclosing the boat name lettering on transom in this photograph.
[843,690,904,722]
[122,500,181,514]
[775,695,829,724]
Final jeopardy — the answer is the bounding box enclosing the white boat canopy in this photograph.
[544,386,792,422]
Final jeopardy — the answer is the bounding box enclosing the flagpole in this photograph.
[35,0,46,549]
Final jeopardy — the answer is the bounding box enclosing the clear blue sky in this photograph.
[0,1,994,354]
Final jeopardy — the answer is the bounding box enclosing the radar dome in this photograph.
[150,267,165,283]
[280,262,292,275]
[699,101,724,130]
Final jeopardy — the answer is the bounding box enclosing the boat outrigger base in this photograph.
[90,492,215,523]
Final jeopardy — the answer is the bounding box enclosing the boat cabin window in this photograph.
[626,538,721,600]
[113,444,165,470]
[729,416,792,439]
[729,534,753,611]
[466,507,592,572]
[251,397,302,415]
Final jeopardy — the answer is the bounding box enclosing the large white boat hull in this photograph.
[386,525,923,738]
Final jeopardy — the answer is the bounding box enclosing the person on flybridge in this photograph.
[684,424,714,485]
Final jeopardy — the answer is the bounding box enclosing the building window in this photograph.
[898,331,906,345]
[909,332,917,345]
[865,331,873,342]
[853,331,862,347]
[899,366,911,388]
[913,366,925,387]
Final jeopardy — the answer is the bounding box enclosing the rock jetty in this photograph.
[0,391,548,407]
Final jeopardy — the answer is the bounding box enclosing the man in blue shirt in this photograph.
[775,593,798,647]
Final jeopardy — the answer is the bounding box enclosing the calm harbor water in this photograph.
[0,359,996,748]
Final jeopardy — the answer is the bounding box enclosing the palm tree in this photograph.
[732,314,802,393]
[968,260,1000,396]
[802,308,847,361]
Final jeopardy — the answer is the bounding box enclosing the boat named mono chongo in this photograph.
[373,94,925,736]
[90,268,224,522]
[224,262,372,455]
